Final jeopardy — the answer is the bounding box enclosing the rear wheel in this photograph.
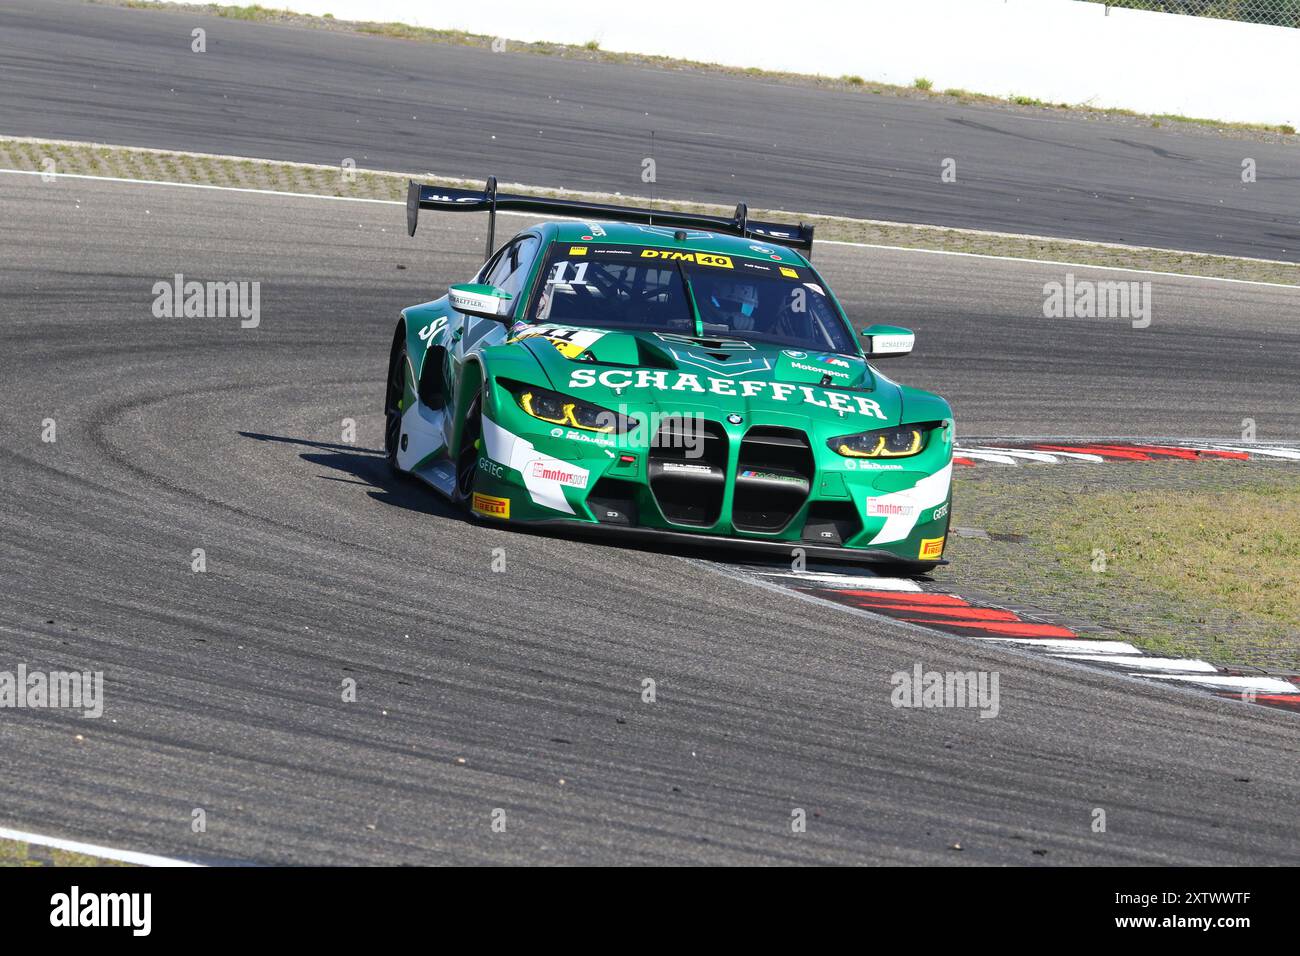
[383,337,408,474]
[455,389,484,504]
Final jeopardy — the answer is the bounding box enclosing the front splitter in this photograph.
[481,515,946,571]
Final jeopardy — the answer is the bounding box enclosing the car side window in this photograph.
[480,236,540,319]
[477,245,510,285]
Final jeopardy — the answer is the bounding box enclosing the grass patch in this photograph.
[4,135,1300,287]
[912,77,933,91]
[0,837,132,867]
[216,3,270,18]
[1049,484,1300,639]
[945,462,1300,669]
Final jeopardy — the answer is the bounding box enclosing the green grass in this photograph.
[212,2,270,18]
[1049,484,1300,639]
[946,463,1300,669]
[5,135,1300,287]
[0,837,132,867]
[913,77,933,91]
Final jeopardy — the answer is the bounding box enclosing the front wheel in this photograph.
[383,335,408,474]
[455,389,483,504]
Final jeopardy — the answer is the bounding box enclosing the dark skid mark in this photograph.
[1109,138,1195,162]
[944,115,1105,158]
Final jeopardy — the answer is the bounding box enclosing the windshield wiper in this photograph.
[676,263,706,339]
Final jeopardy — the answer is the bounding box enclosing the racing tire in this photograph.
[383,335,408,475]
[455,388,484,505]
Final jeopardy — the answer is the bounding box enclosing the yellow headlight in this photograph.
[518,390,615,433]
[831,427,925,458]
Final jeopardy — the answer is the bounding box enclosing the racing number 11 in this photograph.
[547,261,589,285]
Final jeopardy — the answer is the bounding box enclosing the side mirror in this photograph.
[449,283,514,321]
[861,324,914,358]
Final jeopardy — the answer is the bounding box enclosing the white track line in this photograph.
[1026,449,1106,462]
[1209,446,1300,460]
[953,452,1020,464]
[959,447,1061,463]
[752,572,922,590]
[817,237,1300,289]
[0,825,202,867]
[981,638,1143,653]
[0,168,402,206]
[1058,654,1219,672]
[1144,674,1298,693]
[3,167,1298,289]
[959,446,1105,462]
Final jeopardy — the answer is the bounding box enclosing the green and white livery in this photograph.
[385,179,954,570]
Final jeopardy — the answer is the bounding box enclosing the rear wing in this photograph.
[406,177,815,260]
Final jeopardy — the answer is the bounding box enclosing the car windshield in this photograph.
[529,243,857,354]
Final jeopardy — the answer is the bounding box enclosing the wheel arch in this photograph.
[451,356,487,448]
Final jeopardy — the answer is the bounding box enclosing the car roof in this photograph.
[545,220,811,267]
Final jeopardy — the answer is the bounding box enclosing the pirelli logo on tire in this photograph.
[472,493,510,518]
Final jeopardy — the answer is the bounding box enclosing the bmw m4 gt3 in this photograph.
[385,179,954,570]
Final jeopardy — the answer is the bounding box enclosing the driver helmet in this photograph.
[774,286,814,339]
[708,280,760,331]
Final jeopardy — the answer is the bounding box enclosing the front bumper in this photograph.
[487,516,948,570]
[473,394,954,565]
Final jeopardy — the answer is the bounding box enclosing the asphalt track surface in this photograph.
[2,173,1299,865]
[3,0,1300,262]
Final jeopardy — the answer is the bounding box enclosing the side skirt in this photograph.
[412,460,457,499]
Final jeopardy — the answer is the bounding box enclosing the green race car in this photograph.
[386,179,954,570]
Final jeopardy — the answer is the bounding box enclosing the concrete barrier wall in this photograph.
[176,0,1299,126]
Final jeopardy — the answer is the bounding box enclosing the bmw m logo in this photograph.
[727,414,743,425]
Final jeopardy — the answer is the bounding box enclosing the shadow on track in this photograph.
[237,430,468,522]
[237,432,933,578]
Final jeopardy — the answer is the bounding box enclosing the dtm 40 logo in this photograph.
[639,249,733,268]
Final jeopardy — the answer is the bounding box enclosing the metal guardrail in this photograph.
[1082,0,1300,27]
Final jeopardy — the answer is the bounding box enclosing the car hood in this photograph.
[509,324,905,427]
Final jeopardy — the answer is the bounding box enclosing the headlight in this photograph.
[511,384,631,434]
[828,424,934,458]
